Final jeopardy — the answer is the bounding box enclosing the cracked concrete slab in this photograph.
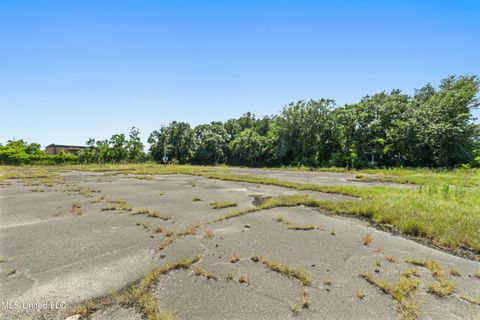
[0,170,478,320]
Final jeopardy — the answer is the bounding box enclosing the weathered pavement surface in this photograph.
[0,170,478,320]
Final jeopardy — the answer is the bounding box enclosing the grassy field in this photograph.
[264,166,480,187]
[1,164,479,256]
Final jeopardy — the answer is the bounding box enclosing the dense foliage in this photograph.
[2,76,479,168]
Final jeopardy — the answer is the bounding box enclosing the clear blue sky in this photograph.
[1,0,479,147]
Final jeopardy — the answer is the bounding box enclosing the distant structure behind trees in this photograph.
[45,144,88,155]
[1,75,479,168]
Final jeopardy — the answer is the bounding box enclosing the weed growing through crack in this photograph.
[360,271,419,320]
[210,201,238,209]
[5,268,16,275]
[192,197,202,202]
[204,229,215,239]
[300,289,311,308]
[290,303,301,315]
[461,295,480,306]
[402,268,420,278]
[230,253,240,263]
[356,291,366,299]
[427,277,456,297]
[261,257,312,286]
[132,208,171,220]
[448,268,461,276]
[116,256,200,320]
[386,255,397,263]
[71,201,83,216]
[238,274,249,285]
[362,233,373,246]
[192,266,218,280]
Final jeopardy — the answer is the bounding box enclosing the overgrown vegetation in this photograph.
[360,271,420,320]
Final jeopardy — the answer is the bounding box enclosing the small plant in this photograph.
[461,295,480,306]
[251,255,260,262]
[210,201,238,209]
[192,197,202,202]
[356,291,366,299]
[322,278,332,286]
[427,276,456,297]
[238,274,249,285]
[230,253,240,263]
[474,270,480,279]
[405,258,443,277]
[5,268,16,275]
[362,233,373,246]
[261,258,312,286]
[287,225,318,231]
[330,229,336,236]
[226,273,234,281]
[300,289,310,308]
[192,266,218,280]
[402,268,419,278]
[290,303,301,315]
[274,215,287,223]
[375,257,382,267]
[386,255,397,263]
[0,257,7,263]
[448,268,461,276]
[204,229,215,239]
[71,201,83,216]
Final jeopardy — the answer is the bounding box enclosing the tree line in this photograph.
[1,75,479,168]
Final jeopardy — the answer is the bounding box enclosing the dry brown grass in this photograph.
[229,253,240,263]
[192,266,218,280]
[362,233,373,246]
[71,201,83,216]
[132,208,172,220]
[356,291,366,299]
[204,229,215,239]
[386,255,397,263]
[238,274,250,285]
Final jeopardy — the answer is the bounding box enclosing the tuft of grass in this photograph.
[213,207,259,222]
[229,253,240,263]
[204,229,215,239]
[192,266,218,280]
[0,257,7,263]
[360,271,419,320]
[238,274,249,285]
[474,270,480,278]
[261,257,312,286]
[402,268,420,278]
[290,303,301,315]
[386,255,397,263]
[192,197,202,202]
[226,273,234,281]
[375,257,382,267]
[155,236,176,252]
[117,255,199,320]
[210,201,238,209]
[287,225,319,231]
[274,215,289,224]
[71,201,83,216]
[5,268,16,275]
[132,208,171,221]
[300,289,310,309]
[251,255,260,262]
[356,291,366,299]
[461,295,480,306]
[362,233,373,246]
[405,258,443,277]
[448,268,461,276]
[427,276,456,297]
